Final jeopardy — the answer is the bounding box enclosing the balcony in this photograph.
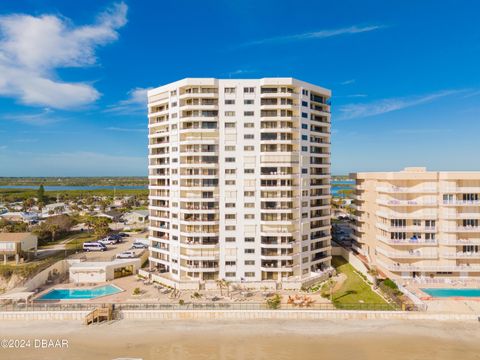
[377,260,480,273]
[376,186,437,194]
[376,210,438,219]
[443,226,480,233]
[376,199,437,207]
[442,200,480,206]
[439,238,480,246]
[376,247,438,259]
[441,252,480,259]
[376,223,436,233]
[376,235,437,246]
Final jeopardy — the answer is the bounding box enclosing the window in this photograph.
[244,123,254,128]
[244,99,254,105]
[244,87,255,93]
[225,99,235,105]
[244,214,255,219]
[244,169,254,174]
[224,87,236,94]
[171,101,177,107]
[225,237,236,242]
[302,146,308,152]
[244,191,255,197]
[225,145,235,151]
[302,89,309,95]
[170,90,177,96]
[302,123,308,129]
[244,134,254,139]
[245,249,255,254]
[225,180,236,185]
[302,101,308,107]
[244,111,254,116]
[171,124,177,129]
[244,203,254,208]
[225,225,236,231]
[225,169,236,174]
[302,135,308,141]
[244,272,255,277]
[225,272,236,277]
[225,157,235,162]
[225,214,236,220]
[245,237,255,242]
[302,112,308,118]
[244,260,255,266]
[225,261,236,266]
[225,111,235,116]
[302,168,308,174]
[244,145,254,151]
[225,122,236,128]
[225,203,236,208]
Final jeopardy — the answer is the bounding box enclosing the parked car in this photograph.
[98,238,115,245]
[131,241,148,249]
[116,251,136,259]
[83,242,107,252]
[118,232,128,237]
[107,234,123,243]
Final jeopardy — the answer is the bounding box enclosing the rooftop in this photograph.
[0,232,35,243]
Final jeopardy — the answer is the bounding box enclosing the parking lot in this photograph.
[80,232,148,262]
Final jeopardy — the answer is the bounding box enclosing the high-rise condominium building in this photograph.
[147,78,331,290]
[351,167,480,280]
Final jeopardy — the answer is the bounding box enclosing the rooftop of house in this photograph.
[0,232,35,243]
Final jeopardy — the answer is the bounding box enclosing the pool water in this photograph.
[37,285,122,300]
[422,288,480,298]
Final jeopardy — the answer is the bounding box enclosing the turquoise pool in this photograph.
[422,288,480,298]
[37,285,122,300]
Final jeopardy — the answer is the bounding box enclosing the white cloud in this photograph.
[2,108,61,125]
[340,79,356,85]
[241,25,385,47]
[337,90,464,120]
[105,87,152,114]
[0,2,127,109]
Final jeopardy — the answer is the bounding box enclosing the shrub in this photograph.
[133,287,141,295]
[266,294,282,309]
[382,278,398,290]
[178,299,185,306]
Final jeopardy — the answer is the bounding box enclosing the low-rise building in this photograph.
[0,232,38,264]
[0,211,39,223]
[69,259,141,283]
[350,167,480,281]
[124,210,149,224]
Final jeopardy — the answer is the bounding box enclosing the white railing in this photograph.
[376,235,437,246]
[376,247,438,259]
[376,186,437,193]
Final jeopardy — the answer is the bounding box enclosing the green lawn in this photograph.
[331,256,393,309]
[64,232,97,250]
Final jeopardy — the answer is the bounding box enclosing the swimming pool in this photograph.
[422,288,480,298]
[37,285,122,300]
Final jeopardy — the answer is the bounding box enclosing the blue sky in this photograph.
[0,0,479,176]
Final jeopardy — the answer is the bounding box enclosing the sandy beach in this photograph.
[0,319,479,360]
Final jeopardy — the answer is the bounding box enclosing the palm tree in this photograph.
[216,279,224,296]
[223,279,231,297]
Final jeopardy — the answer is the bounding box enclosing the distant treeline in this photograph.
[0,188,148,203]
[0,177,148,186]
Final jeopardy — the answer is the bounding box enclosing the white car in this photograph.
[98,238,115,245]
[116,251,136,259]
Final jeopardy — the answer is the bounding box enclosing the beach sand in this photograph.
[0,319,479,360]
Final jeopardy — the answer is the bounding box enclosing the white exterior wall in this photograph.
[147,78,332,288]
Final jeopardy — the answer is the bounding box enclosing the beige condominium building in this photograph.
[147,78,332,290]
[351,167,480,280]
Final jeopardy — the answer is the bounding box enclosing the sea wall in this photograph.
[0,310,477,322]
